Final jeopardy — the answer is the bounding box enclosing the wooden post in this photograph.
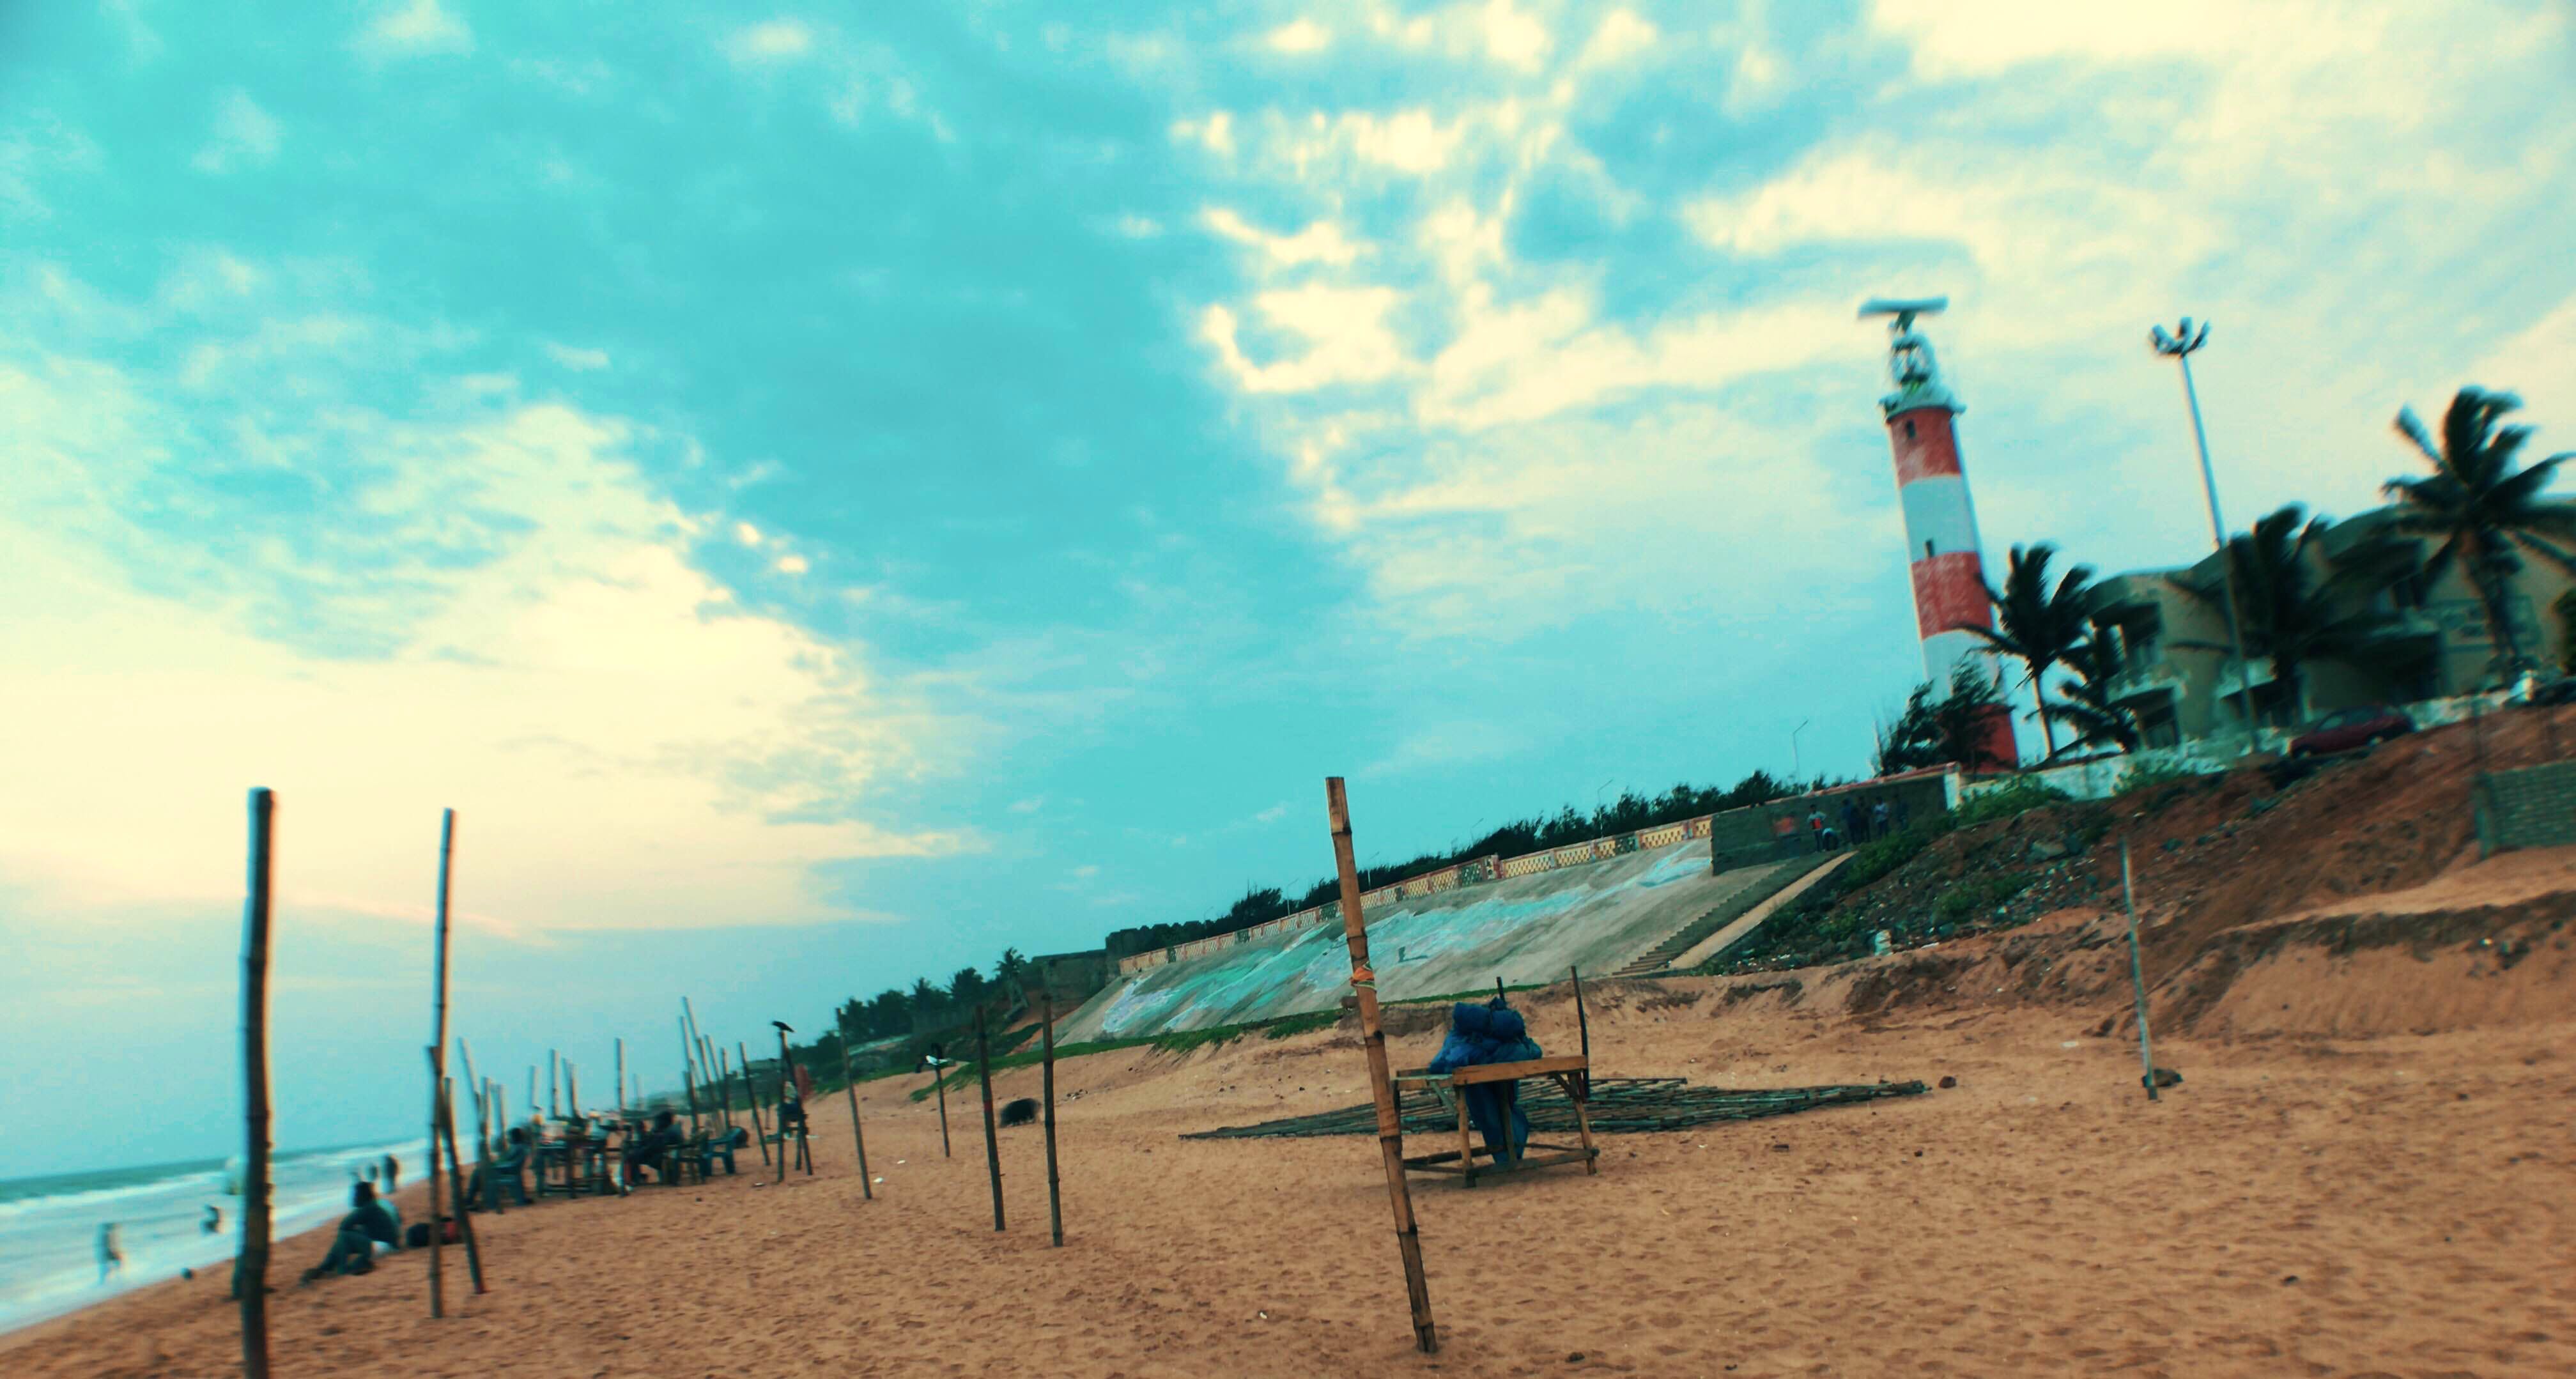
[428,1059,485,1293]
[456,1038,486,1160]
[773,1026,796,1183]
[930,1047,952,1158]
[2121,842,2159,1102]
[701,1036,732,1132]
[1571,966,1591,1065]
[838,1041,873,1201]
[1041,994,1062,1247]
[677,1020,700,1134]
[737,1041,770,1166]
[1327,776,1438,1353]
[428,808,456,1320]
[548,1050,559,1120]
[237,787,275,1379]
[615,1038,625,1116]
[975,1008,1004,1231]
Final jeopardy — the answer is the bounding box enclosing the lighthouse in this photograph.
[1860,297,2017,770]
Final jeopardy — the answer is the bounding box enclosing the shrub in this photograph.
[1931,872,2035,925]
[1951,776,2071,829]
[2115,759,2208,801]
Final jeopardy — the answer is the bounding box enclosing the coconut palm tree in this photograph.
[1964,543,2097,756]
[2189,504,2418,723]
[2045,629,2142,755]
[1878,662,2016,773]
[2385,387,2576,682]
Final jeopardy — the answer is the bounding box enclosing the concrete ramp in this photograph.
[1058,840,1792,1042]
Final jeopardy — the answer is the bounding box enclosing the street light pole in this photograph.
[2149,318,2264,751]
[1790,719,1810,781]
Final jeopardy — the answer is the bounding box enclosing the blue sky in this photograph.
[6,0,2572,1166]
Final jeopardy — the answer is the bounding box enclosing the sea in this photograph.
[0,1137,415,1336]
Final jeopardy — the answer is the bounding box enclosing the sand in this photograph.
[10,869,2574,1379]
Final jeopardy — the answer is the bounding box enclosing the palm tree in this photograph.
[994,948,1033,1001]
[1964,543,2097,756]
[2385,387,2576,682]
[1878,662,2016,773]
[2046,629,2142,755]
[2192,504,2417,723]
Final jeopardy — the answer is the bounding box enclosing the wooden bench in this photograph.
[1392,1053,1599,1187]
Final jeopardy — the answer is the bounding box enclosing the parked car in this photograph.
[2287,705,2416,757]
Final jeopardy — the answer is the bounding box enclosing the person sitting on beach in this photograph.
[625,1110,686,1184]
[1426,1000,1543,1166]
[302,1181,401,1283]
[468,1127,534,1208]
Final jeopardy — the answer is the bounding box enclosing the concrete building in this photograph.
[2086,502,2573,743]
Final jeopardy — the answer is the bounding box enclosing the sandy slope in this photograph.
[10,862,2572,1379]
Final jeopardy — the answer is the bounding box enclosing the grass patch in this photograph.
[1951,776,2072,829]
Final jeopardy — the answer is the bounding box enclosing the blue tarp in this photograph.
[1425,1003,1542,1163]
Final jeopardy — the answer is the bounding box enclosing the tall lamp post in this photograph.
[1790,719,1810,781]
[2148,318,2263,751]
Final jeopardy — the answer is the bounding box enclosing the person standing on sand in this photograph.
[1808,808,1826,852]
[203,1204,224,1235]
[97,1222,124,1284]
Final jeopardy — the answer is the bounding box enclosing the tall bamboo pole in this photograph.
[773,1026,796,1183]
[427,1058,484,1293]
[677,1019,701,1134]
[457,1038,485,1159]
[237,788,275,1379]
[1327,776,1438,1353]
[2122,842,2159,1102]
[428,808,456,1319]
[975,1008,1004,1231]
[700,1035,732,1132]
[615,1038,626,1116]
[548,1050,559,1120]
[737,1042,770,1166]
[838,1042,873,1201]
[1041,992,1062,1247]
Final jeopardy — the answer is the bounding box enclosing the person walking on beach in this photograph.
[97,1222,124,1285]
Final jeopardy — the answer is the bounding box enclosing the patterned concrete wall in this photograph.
[2480,761,2576,852]
[1062,839,1789,1042]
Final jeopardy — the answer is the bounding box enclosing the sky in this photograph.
[4,0,2572,1168]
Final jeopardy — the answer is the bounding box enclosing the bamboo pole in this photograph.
[838,1041,873,1201]
[1572,966,1591,1063]
[1041,993,1062,1247]
[737,1042,771,1166]
[237,788,275,1379]
[975,1008,1004,1231]
[548,1050,559,1120]
[427,809,456,1319]
[2122,842,2159,1102]
[930,1046,952,1158]
[427,1058,485,1293]
[457,1038,485,1159]
[567,1063,580,1120]
[700,1035,731,1132]
[615,1038,626,1116]
[677,1019,701,1134]
[1326,776,1438,1353]
[773,1026,796,1183]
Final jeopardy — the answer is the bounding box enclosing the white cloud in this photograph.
[1199,286,1412,394]
[734,521,765,546]
[543,341,610,371]
[1008,797,1046,815]
[1341,109,1470,174]
[359,0,473,58]
[0,370,978,932]
[191,89,281,174]
[1199,207,1367,268]
[1070,863,1099,877]
[774,554,810,575]
[1170,111,1236,158]
[1264,19,1332,54]
[1113,213,1164,238]
[1577,10,1658,67]
[727,19,815,63]
[1476,0,1551,70]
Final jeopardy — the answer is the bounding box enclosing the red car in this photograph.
[2287,705,2415,757]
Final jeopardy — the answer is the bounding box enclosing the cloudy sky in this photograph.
[6,0,2571,1166]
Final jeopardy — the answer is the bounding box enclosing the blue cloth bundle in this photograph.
[1425,1003,1543,1163]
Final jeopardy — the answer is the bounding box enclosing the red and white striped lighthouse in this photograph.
[1861,297,2017,770]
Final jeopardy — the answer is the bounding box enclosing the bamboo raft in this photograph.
[1182,1075,1925,1140]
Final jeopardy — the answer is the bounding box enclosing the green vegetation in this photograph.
[1931,872,2036,925]
[1964,543,2099,757]
[2385,387,2576,682]
[1950,776,2071,828]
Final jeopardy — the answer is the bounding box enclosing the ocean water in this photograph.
[0,1137,415,1335]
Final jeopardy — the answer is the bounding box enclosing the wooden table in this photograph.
[1392,1054,1598,1188]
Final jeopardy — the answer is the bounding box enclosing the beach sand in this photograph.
[8,868,2573,1376]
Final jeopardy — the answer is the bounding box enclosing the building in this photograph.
[1862,297,2017,768]
[2086,502,2573,743]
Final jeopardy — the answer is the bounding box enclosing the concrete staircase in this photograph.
[1609,853,1835,978]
